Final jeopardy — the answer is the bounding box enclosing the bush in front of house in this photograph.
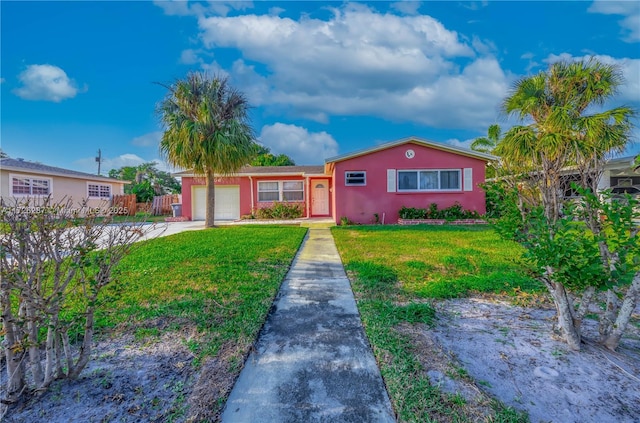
[255,202,304,219]
[399,203,481,221]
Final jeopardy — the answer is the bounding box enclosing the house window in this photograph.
[258,181,304,202]
[282,181,304,201]
[397,170,461,191]
[345,171,366,186]
[88,183,112,198]
[11,175,51,196]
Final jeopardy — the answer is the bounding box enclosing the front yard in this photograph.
[333,225,639,423]
[333,225,535,423]
[6,226,307,423]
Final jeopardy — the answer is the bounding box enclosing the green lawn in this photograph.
[87,226,307,361]
[332,225,534,423]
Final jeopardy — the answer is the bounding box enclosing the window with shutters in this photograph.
[397,169,461,191]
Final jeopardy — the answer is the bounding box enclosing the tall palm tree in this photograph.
[496,58,632,221]
[158,73,257,227]
[495,57,635,350]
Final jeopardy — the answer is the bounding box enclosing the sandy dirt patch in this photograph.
[2,327,240,423]
[423,297,640,423]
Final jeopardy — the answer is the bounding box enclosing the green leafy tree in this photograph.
[157,73,257,227]
[494,58,637,350]
[0,149,8,158]
[130,180,155,202]
[108,166,137,182]
[251,145,295,166]
[109,163,181,202]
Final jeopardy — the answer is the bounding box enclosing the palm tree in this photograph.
[471,124,503,178]
[158,73,257,227]
[495,58,635,350]
[471,124,502,154]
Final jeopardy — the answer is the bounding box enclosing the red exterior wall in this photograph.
[181,174,317,220]
[331,143,487,224]
[180,176,250,220]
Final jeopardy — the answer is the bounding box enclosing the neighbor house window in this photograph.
[397,170,461,191]
[11,175,51,196]
[88,183,112,198]
[258,181,304,202]
[345,171,366,186]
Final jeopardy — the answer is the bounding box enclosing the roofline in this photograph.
[2,165,129,184]
[606,155,637,169]
[173,171,329,178]
[325,136,497,164]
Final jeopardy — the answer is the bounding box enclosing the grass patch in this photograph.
[88,226,307,360]
[334,224,540,299]
[55,225,306,419]
[332,224,531,423]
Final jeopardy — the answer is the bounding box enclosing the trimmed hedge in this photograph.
[399,202,481,221]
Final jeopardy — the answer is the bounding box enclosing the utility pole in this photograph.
[95,149,102,175]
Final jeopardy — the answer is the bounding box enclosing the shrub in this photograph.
[398,206,427,219]
[0,197,151,409]
[255,202,304,219]
[398,203,481,220]
[340,216,355,226]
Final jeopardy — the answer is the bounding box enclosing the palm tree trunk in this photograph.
[205,169,216,228]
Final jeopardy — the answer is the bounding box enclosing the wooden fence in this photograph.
[151,194,180,216]
[111,194,137,216]
[112,194,179,216]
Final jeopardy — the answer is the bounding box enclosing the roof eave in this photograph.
[1,165,129,184]
[325,136,497,164]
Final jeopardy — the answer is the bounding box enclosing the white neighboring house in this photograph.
[603,156,640,190]
[0,157,128,212]
[561,155,640,197]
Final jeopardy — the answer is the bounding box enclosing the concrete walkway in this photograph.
[222,228,396,423]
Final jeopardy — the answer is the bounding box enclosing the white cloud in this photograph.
[154,0,254,17]
[545,53,640,104]
[258,123,339,164]
[445,138,475,150]
[462,1,489,11]
[390,2,422,16]
[132,131,163,147]
[588,1,640,42]
[13,64,84,102]
[179,49,201,65]
[192,4,508,130]
[268,6,285,16]
[0,77,5,84]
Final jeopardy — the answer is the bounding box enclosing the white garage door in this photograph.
[192,185,240,221]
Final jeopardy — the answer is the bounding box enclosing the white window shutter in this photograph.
[387,169,396,192]
[463,168,473,191]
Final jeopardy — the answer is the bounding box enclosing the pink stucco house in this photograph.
[176,137,494,224]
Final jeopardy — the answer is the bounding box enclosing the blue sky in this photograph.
[2,1,639,174]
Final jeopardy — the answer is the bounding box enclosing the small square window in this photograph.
[88,183,111,198]
[345,171,366,186]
